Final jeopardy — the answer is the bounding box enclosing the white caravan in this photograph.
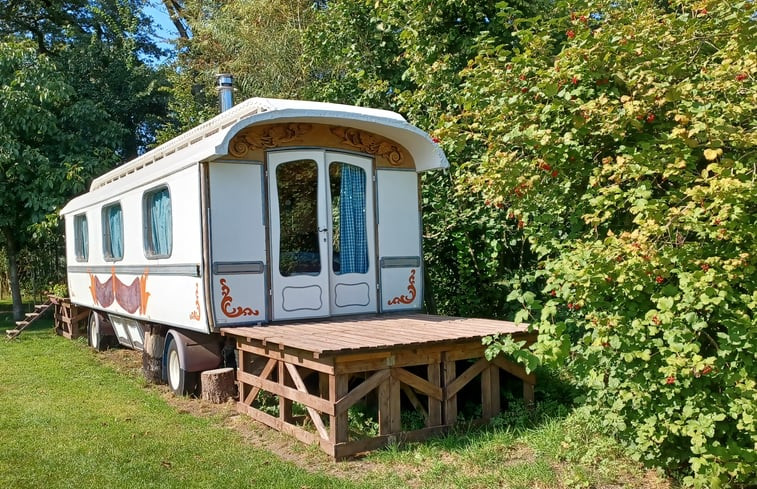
[60,97,448,394]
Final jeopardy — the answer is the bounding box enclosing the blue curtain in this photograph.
[339,164,368,274]
[150,189,172,256]
[107,205,123,259]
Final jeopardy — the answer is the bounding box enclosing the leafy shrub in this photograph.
[451,1,757,486]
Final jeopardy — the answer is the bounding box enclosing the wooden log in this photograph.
[201,367,236,403]
[142,328,164,384]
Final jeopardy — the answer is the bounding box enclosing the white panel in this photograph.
[209,163,266,261]
[377,170,422,310]
[282,285,324,312]
[65,165,210,334]
[334,282,371,307]
[381,267,422,311]
[376,171,421,257]
[209,162,268,324]
[212,275,265,325]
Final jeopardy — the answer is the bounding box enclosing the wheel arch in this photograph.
[161,329,222,381]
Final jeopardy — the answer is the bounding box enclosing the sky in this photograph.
[143,0,178,56]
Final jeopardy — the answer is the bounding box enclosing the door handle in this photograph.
[318,227,328,232]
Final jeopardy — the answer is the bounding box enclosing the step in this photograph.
[14,321,29,328]
[25,312,39,319]
[6,329,20,337]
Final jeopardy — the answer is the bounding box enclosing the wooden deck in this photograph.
[222,314,536,459]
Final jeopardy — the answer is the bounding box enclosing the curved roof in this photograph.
[61,98,447,215]
[92,97,447,189]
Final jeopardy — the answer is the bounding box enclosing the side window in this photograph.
[143,187,172,258]
[102,203,124,261]
[74,214,89,262]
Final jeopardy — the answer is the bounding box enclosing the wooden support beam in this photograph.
[491,356,536,385]
[427,363,442,427]
[523,381,535,406]
[334,369,390,415]
[237,370,334,415]
[378,372,401,435]
[445,357,488,398]
[393,367,443,400]
[285,363,329,440]
[278,360,294,424]
[242,357,276,405]
[400,384,428,421]
[329,374,349,444]
[481,364,500,420]
[443,358,457,425]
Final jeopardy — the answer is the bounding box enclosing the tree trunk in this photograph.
[3,228,24,321]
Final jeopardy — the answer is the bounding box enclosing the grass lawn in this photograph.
[0,307,674,489]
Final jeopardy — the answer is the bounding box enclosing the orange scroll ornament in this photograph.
[220,279,259,318]
[387,269,417,305]
[189,283,201,321]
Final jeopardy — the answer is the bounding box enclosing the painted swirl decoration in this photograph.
[220,278,259,318]
[387,269,417,305]
[189,283,201,321]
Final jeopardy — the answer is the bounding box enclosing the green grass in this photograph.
[0,313,673,489]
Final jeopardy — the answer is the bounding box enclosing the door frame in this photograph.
[266,148,378,321]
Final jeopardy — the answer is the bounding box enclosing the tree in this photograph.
[156,0,313,140]
[304,0,549,318]
[453,1,756,485]
[0,41,122,320]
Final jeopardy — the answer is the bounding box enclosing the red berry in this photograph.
[550,290,557,297]
[652,315,661,325]
[519,74,526,81]
[655,275,664,284]
[700,263,710,272]
[572,76,579,85]
[539,162,552,171]
[666,376,676,385]
[431,136,441,143]
[636,114,644,120]
[567,30,576,39]
[646,113,655,123]
[521,87,528,93]
[580,15,587,23]
[551,170,558,178]
[517,219,525,229]
[736,73,747,81]
[701,366,713,375]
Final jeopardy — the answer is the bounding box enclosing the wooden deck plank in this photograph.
[222,314,533,357]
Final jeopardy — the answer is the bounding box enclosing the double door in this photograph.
[268,150,377,320]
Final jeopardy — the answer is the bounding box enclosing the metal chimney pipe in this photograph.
[215,73,234,112]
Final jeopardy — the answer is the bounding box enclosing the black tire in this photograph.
[165,338,197,396]
[87,312,109,352]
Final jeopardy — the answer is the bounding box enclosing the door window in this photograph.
[329,162,368,275]
[276,159,321,276]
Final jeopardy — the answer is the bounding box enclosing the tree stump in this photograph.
[142,327,164,384]
[200,367,236,403]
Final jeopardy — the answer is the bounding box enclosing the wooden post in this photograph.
[523,381,535,406]
[481,364,500,420]
[329,374,349,444]
[278,360,294,423]
[200,367,236,403]
[427,363,442,427]
[378,373,401,435]
[443,356,457,425]
[142,326,164,384]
